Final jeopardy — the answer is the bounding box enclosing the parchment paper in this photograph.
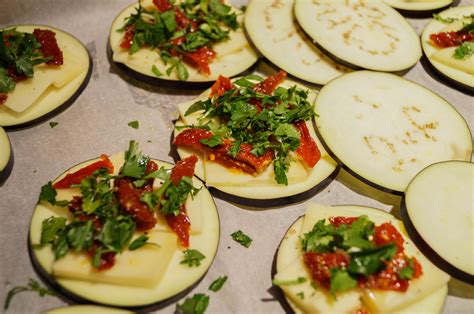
[0,0,473,313]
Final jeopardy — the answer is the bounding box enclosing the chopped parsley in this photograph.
[176,293,209,314]
[230,230,252,248]
[296,292,304,299]
[128,234,149,251]
[128,120,139,129]
[272,277,307,286]
[181,249,206,267]
[432,13,457,24]
[4,279,55,310]
[208,276,227,292]
[49,121,59,128]
[119,0,239,80]
[184,74,315,185]
[453,42,474,60]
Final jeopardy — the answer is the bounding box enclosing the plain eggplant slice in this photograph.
[0,127,10,172]
[0,25,91,128]
[421,6,474,91]
[314,71,472,194]
[244,0,350,85]
[109,4,258,83]
[294,0,421,71]
[29,154,220,309]
[45,305,132,314]
[173,79,338,205]
[274,204,449,313]
[384,0,454,12]
[403,161,474,284]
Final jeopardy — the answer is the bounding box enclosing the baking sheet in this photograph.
[1,0,473,313]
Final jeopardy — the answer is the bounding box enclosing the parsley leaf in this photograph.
[128,120,139,129]
[348,243,397,277]
[49,121,58,128]
[0,67,15,93]
[329,269,358,295]
[151,64,163,77]
[296,292,304,299]
[181,249,206,267]
[38,182,57,204]
[120,140,150,179]
[129,235,149,251]
[399,259,415,280]
[39,216,67,245]
[4,279,55,310]
[230,230,252,248]
[176,293,210,314]
[200,135,223,148]
[208,276,227,292]
[453,42,474,60]
[432,13,457,24]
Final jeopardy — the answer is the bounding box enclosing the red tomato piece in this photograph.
[0,94,7,105]
[294,120,320,168]
[254,70,287,95]
[329,216,359,228]
[430,31,473,48]
[174,128,214,150]
[33,29,63,66]
[303,252,350,289]
[153,0,173,12]
[170,155,198,185]
[183,46,216,75]
[120,25,135,49]
[214,141,273,174]
[210,75,234,97]
[114,176,157,231]
[166,206,191,247]
[174,8,198,31]
[88,242,117,271]
[53,155,114,189]
[374,222,405,253]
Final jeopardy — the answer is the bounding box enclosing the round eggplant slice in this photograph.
[0,127,11,172]
[274,204,449,313]
[109,3,258,83]
[0,25,91,128]
[174,80,338,205]
[315,71,472,194]
[244,0,350,85]
[403,161,474,284]
[384,0,454,12]
[46,305,132,314]
[29,154,220,309]
[294,0,421,72]
[421,6,474,91]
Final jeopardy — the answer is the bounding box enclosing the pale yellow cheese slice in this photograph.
[432,46,474,75]
[3,49,84,113]
[274,256,363,313]
[53,231,177,288]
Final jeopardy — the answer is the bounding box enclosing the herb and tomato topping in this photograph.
[35,141,200,270]
[430,16,474,60]
[118,0,239,80]
[174,72,320,185]
[0,28,63,104]
[301,215,422,295]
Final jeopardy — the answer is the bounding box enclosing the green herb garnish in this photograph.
[181,249,206,267]
[4,279,55,310]
[129,234,149,250]
[453,42,474,60]
[432,13,457,24]
[272,277,307,286]
[208,276,227,292]
[176,293,210,314]
[128,120,139,129]
[230,230,252,248]
[49,121,59,128]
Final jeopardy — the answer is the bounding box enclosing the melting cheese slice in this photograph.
[53,231,177,288]
[432,47,474,75]
[274,256,363,313]
[4,50,84,113]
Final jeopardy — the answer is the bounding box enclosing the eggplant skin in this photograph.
[384,0,456,17]
[400,198,474,284]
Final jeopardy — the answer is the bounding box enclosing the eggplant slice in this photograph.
[0,25,91,128]
[402,161,474,284]
[314,71,472,194]
[0,127,11,172]
[109,3,258,83]
[29,154,220,309]
[421,6,474,91]
[384,0,454,12]
[174,80,338,204]
[46,305,132,314]
[244,0,350,85]
[274,204,449,313]
[294,0,421,72]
